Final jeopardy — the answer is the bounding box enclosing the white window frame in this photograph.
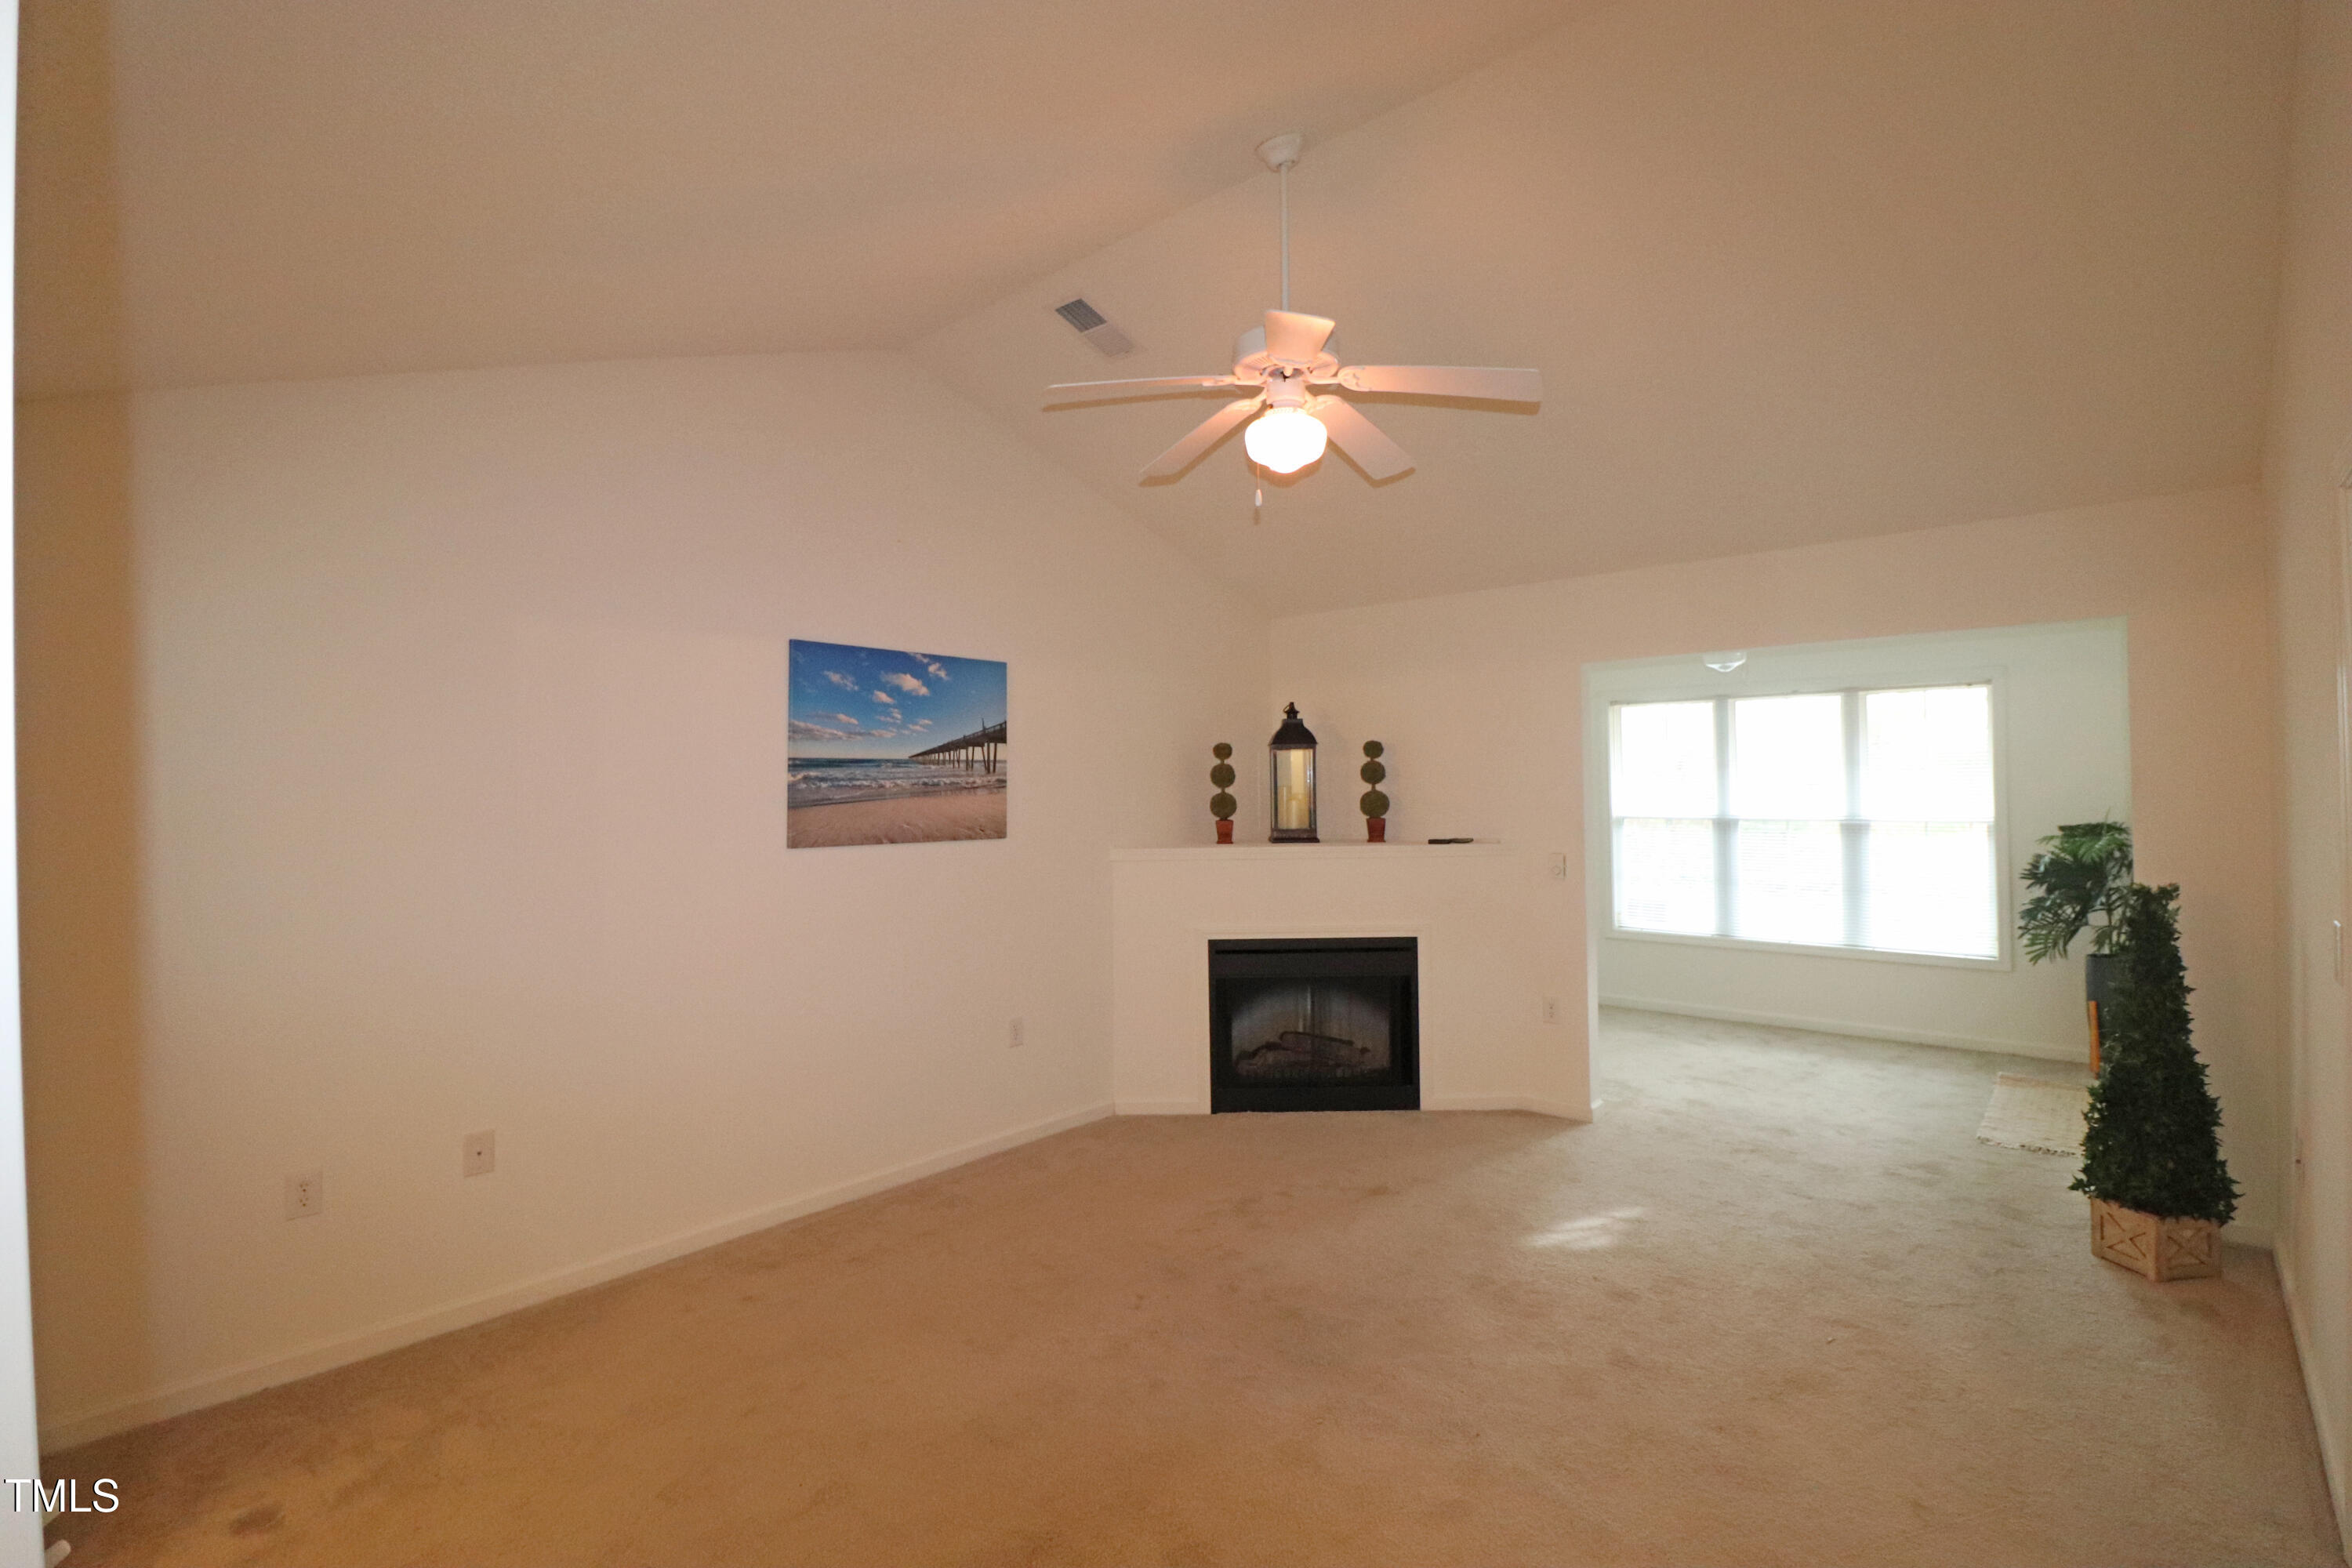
[1601,677,2012,971]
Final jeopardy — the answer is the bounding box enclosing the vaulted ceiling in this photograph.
[917,2,2297,608]
[16,0,1591,392]
[18,0,2299,612]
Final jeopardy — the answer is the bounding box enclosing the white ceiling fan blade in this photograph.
[1336,365,1542,402]
[1142,396,1265,479]
[1311,398,1415,481]
[1048,373,1244,396]
[1263,310,1337,366]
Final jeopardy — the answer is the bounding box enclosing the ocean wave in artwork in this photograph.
[787,757,1009,809]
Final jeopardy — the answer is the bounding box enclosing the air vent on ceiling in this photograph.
[1054,297,1134,358]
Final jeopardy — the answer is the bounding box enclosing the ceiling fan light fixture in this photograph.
[1243,405,1328,474]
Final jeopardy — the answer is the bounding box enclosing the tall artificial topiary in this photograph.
[2071,883,2238,1225]
[1209,743,1237,842]
[1359,741,1388,820]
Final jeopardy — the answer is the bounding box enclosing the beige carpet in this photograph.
[44,1009,2345,1566]
[1975,1072,2092,1156]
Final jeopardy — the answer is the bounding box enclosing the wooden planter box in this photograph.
[2089,1196,2221,1281]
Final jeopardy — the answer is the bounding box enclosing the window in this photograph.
[1610,684,1998,960]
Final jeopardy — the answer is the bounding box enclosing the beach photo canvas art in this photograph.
[787,640,1008,848]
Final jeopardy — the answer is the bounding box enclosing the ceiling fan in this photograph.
[1044,132,1541,483]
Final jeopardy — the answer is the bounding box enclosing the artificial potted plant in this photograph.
[2018,819,2133,1069]
[2072,882,2237,1280]
[1210,743,1238,844]
[1359,740,1389,842]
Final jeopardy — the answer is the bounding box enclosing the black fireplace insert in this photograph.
[1209,937,1418,1112]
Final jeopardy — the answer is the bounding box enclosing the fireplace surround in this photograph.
[1210,937,1418,1112]
[1109,844,1588,1120]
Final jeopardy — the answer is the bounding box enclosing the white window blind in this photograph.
[1610,684,1998,960]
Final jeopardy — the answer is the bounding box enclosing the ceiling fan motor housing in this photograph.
[1232,325,1339,383]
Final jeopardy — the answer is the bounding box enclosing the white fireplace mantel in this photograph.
[1109,844,1588,1119]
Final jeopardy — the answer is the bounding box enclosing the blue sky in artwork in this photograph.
[787,640,1007,759]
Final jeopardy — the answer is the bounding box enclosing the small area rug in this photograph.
[1976,1073,2089,1155]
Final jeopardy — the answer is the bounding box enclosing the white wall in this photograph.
[1591,620,2131,1061]
[2263,0,2352,1543]
[0,0,51,1560]
[15,352,1269,1448]
[1269,487,2279,1240]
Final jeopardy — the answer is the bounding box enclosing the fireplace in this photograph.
[1209,938,1419,1112]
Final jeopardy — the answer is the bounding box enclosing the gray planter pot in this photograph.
[2085,951,2118,1010]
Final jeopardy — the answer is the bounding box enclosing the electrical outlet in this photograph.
[1542,996,1562,1025]
[285,1170,324,1220]
[462,1130,496,1178]
[1548,852,1568,880]
[1009,1017,1025,1049]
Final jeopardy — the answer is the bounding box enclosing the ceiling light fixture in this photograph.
[1243,405,1328,474]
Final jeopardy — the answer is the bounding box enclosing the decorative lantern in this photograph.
[1269,702,1319,843]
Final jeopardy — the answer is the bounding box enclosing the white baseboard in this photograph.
[1422,1094,1592,1122]
[38,1100,1114,1454]
[1115,1096,1591,1121]
[2277,1240,2351,1555]
[1601,996,2083,1064]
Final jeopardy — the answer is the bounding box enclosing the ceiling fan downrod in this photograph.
[1257,132,1305,314]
